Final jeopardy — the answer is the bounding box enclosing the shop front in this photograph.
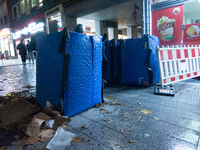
[151,0,200,46]
[45,4,63,34]
[0,28,15,58]
[12,13,46,56]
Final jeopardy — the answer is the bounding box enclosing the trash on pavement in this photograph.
[0,99,38,128]
[46,127,76,150]
[141,109,153,115]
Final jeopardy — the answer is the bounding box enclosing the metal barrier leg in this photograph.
[154,83,174,96]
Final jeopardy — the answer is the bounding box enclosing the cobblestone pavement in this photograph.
[0,59,200,150]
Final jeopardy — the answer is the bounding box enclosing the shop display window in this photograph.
[21,0,25,14]
[26,0,31,15]
[17,3,21,18]
[4,15,7,24]
[13,6,17,19]
[31,0,36,7]
[37,0,43,9]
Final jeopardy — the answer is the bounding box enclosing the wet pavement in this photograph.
[0,59,200,150]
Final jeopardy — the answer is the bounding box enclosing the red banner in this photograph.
[183,23,200,46]
[152,5,183,46]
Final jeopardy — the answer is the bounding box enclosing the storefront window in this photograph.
[32,0,36,7]
[17,3,20,18]
[13,6,17,19]
[4,15,7,24]
[21,0,25,14]
[183,0,200,25]
[26,0,30,15]
[38,0,43,9]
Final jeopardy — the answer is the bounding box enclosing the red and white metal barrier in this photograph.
[157,44,200,87]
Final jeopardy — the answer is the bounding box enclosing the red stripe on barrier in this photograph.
[194,72,197,76]
[192,49,196,57]
[184,49,188,58]
[187,74,191,77]
[160,50,163,61]
[176,49,181,59]
[168,50,173,60]
[198,49,200,57]
[164,79,166,83]
[171,77,175,82]
[179,75,183,79]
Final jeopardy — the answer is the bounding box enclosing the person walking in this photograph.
[26,40,34,64]
[17,39,27,65]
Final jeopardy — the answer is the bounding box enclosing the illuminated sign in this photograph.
[0,29,11,37]
[13,22,44,39]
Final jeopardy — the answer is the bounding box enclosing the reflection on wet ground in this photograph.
[0,59,200,150]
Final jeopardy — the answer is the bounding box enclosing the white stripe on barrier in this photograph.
[157,45,200,87]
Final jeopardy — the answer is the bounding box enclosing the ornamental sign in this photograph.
[13,22,44,39]
[0,28,11,37]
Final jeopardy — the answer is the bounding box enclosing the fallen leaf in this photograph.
[23,85,34,89]
[114,144,119,146]
[121,128,124,132]
[153,117,159,120]
[24,136,37,145]
[124,126,126,128]
[53,116,71,130]
[81,125,88,129]
[94,103,103,108]
[6,93,11,96]
[129,140,133,143]
[133,124,135,126]
[71,137,81,143]
[141,109,153,115]
[107,96,115,100]
[37,147,46,150]
[128,129,132,131]
[22,90,29,92]
[100,109,107,114]
[12,142,21,147]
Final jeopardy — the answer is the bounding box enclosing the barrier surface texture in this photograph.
[36,31,103,116]
[105,39,120,81]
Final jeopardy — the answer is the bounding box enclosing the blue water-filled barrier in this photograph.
[36,31,103,116]
[104,35,160,86]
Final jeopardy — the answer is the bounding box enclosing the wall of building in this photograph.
[0,0,12,30]
[11,0,62,28]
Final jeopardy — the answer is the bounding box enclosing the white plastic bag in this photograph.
[46,127,76,150]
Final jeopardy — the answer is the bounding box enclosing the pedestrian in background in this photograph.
[26,40,34,64]
[17,39,27,65]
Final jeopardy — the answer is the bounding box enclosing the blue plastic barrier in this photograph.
[120,35,160,86]
[36,31,103,116]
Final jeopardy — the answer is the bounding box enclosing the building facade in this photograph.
[0,0,15,57]
[11,0,62,57]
